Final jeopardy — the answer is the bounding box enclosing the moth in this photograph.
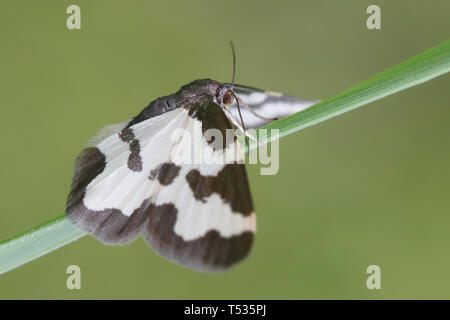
[65,49,316,271]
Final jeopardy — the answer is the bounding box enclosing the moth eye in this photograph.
[222,92,233,106]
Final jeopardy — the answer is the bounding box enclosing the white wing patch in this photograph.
[83,108,187,216]
[153,163,256,241]
[169,116,243,176]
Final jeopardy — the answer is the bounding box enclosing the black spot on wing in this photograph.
[118,127,143,172]
[186,164,253,216]
[143,203,253,272]
[149,162,181,186]
[118,127,134,143]
[128,139,143,172]
[187,98,234,150]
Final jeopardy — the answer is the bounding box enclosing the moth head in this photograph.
[216,84,235,108]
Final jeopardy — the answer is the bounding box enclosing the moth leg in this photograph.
[236,96,279,122]
[223,108,262,144]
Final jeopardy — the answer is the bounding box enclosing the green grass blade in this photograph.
[248,39,450,150]
[1,40,449,275]
[0,215,84,274]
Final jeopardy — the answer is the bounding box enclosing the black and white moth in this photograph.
[65,78,316,271]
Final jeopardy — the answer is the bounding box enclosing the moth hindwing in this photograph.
[66,78,314,271]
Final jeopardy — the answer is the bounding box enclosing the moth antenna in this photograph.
[228,42,247,143]
[228,43,259,145]
[230,41,236,88]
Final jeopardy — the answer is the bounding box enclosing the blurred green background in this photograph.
[0,0,449,299]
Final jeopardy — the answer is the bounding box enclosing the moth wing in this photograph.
[66,108,189,245]
[142,99,256,271]
[228,83,318,128]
